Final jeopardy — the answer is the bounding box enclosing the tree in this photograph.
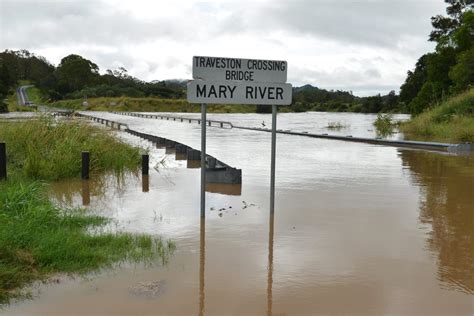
[430,0,473,48]
[401,1,474,115]
[452,10,474,51]
[55,54,99,95]
[449,46,474,92]
[0,62,10,113]
[426,47,457,100]
[361,94,383,113]
[384,90,399,110]
[400,54,431,105]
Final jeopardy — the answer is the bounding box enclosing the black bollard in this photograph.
[0,142,6,180]
[142,154,149,175]
[82,151,90,179]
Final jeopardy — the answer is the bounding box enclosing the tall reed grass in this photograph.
[401,88,474,143]
[0,117,140,180]
[373,113,400,137]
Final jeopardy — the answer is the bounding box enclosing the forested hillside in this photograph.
[0,50,402,114]
[400,0,473,115]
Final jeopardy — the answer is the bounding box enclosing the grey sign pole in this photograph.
[201,103,207,218]
[270,105,277,214]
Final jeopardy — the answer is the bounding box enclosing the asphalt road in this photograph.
[17,85,34,106]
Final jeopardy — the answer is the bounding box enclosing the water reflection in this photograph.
[142,175,149,193]
[48,172,131,207]
[267,214,274,316]
[199,218,206,316]
[187,160,201,169]
[175,152,187,161]
[400,150,474,294]
[81,180,90,206]
[205,183,242,196]
[165,147,175,155]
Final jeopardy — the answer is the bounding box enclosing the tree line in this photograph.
[399,0,473,114]
[0,50,185,109]
[0,50,401,114]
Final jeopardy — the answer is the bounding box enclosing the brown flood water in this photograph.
[3,112,474,315]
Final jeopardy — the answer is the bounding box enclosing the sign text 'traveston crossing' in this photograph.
[188,56,292,105]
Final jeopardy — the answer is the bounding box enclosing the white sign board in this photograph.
[187,80,292,105]
[193,56,287,83]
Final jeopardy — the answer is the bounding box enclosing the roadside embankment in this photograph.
[401,88,474,143]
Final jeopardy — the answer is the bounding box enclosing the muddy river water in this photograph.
[4,112,473,315]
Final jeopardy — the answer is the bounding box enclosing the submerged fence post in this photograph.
[0,142,6,180]
[82,151,90,180]
[142,154,149,175]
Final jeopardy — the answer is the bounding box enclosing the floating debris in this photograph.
[129,280,167,299]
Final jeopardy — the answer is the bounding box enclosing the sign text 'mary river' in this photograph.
[188,56,292,105]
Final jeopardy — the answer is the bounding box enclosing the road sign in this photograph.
[187,80,292,105]
[193,56,287,83]
[191,55,290,218]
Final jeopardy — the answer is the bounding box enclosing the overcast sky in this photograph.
[0,0,446,96]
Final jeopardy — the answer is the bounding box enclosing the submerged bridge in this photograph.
[109,111,473,153]
[75,112,242,185]
[69,111,473,185]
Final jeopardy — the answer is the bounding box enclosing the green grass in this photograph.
[401,88,474,143]
[51,97,258,113]
[0,117,141,180]
[0,179,175,304]
[24,85,44,105]
[325,121,348,130]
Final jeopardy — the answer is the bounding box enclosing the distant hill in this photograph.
[293,84,319,92]
[161,79,187,89]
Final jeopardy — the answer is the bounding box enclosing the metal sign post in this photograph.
[270,105,277,214]
[201,103,207,218]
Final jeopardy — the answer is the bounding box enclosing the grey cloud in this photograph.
[219,0,444,49]
[0,0,190,49]
[290,64,397,96]
[364,68,381,78]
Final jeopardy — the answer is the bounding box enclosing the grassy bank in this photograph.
[0,117,140,180]
[23,84,44,105]
[52,97,259,113]
[0,119,173,304]
[401,88,474,143]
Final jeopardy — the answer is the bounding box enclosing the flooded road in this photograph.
[4,112,473,315]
